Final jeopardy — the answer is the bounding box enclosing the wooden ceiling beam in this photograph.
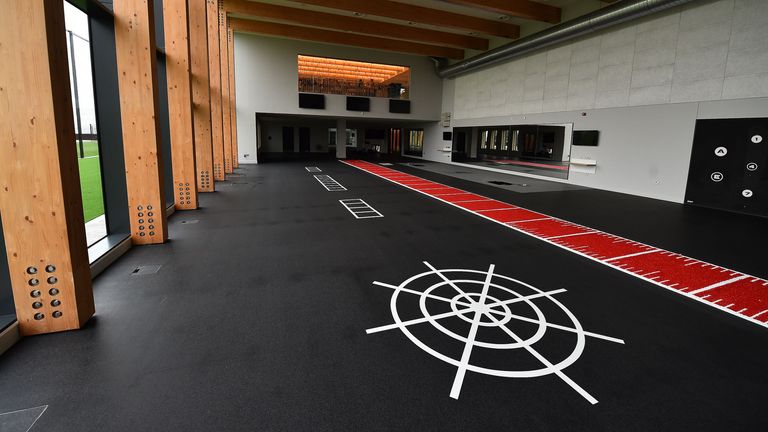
[224,0,489,50]
[443,0,561,24]
[283,0,519,39]
[231,18,465,59]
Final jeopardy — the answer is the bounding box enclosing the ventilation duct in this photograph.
[437,0,696,79]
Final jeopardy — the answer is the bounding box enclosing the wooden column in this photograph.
[228,25,239,169]
[114,0,168,244]
[219,1,234,174]
[189,0,215,192]
[0,0,94,335]
[162,0,198,210]
[207,0,225,181]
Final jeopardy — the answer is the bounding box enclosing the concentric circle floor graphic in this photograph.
[366,262,625,403]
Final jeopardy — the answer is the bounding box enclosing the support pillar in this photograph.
[219,1,234,174]
[0,0,95,335]
[114,0,169,244]
[336,119,347,159]
[228,25,239,169]
[189,0,215,192]
[206,0,225,180]
[163,0,198,210]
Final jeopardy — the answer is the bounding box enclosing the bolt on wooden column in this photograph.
[0,0,95,335]
[114,0,168,244]
[189,0,215,192]
[228,24,239,169]
[218,1,234,174]
[163,0,198,210]
[207,0,226,181]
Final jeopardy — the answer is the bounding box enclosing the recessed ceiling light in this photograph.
[498,15,510,21]
[408,21,416,25]
[352,12,365,17]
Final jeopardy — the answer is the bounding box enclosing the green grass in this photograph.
[76,140,100,158]
[78,156,105,222]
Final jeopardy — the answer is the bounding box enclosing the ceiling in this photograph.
[226,0,618,60]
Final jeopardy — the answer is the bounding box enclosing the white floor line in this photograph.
[341,161,768,330]
[476,206,519,213]
[751,310,768,319]
[450,264,495,399]
[603,249,660,262]
[688,275,749,295]
[488,313,598,405]
[547,231,597,240]
[508,217,551,223]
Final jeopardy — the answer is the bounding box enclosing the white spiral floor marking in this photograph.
[366,261,625,403]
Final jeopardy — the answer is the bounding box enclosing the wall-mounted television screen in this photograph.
[389,99,411,114]
[298,93,325,109]
[573,130,599,146]
[346,96,370,112]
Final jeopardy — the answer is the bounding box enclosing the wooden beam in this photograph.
[163,0,198,210]
[228,25,239,169]
[219,2,234,174]
[223,0,489,50]
[189,0,215,192]
[231,19,465,60]
[442,0,561,24]
[284,0,519,39]
[114,0,169,244]
[207,0,225,181]
[0,0,94,335]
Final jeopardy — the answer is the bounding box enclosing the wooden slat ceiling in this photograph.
[225,0,611,60]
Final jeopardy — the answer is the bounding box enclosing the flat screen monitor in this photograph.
[573,130,599,146]
[389,99,411,114]
[346,97,370,112]
[298,93,325,109]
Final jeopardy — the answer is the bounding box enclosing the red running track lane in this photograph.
[342,160,768,329]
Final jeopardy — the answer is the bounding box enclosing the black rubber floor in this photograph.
[0,159,766,432]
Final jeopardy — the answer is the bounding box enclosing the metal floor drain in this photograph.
[488,180,528,186]
[180,220,199,224]
[131,265,162,276]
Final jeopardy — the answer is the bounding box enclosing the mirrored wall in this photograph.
[451,124,572,179]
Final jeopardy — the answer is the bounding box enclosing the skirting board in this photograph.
[0,321,20,357]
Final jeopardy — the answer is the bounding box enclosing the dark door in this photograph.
[282,127,294,153]
[299,127,310,153]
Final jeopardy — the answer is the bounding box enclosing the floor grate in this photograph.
[314,175,347,191]
[489,180,527,186]
[339,199,383,219]
[131,265,162,276]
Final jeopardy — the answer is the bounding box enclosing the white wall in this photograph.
[234,34,444,163]
[430,0,768,203]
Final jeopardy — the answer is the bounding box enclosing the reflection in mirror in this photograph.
[451,124,572,179]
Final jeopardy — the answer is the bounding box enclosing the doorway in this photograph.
[282,127,294,152]
[299,127,310,153]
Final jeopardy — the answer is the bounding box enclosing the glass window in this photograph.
[480,130,489,149]
[64,1,107,247]
[500,129,510,151]
[297,55,410,99]
[405,129,424,156]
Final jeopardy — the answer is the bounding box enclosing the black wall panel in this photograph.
[684,118,768,218]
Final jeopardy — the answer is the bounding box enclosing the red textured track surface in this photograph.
[343,160,768,328]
